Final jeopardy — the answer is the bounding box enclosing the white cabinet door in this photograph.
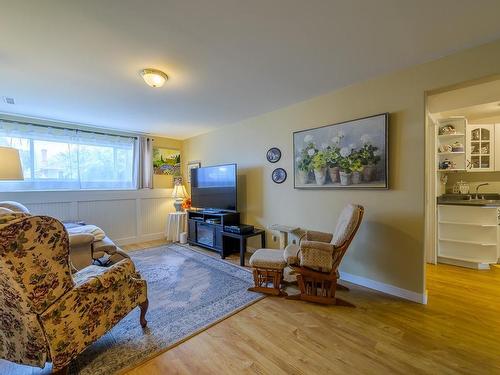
[466,124,494,172]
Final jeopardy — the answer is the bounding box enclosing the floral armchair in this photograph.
[0,213,148,373]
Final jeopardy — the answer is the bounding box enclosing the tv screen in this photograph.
[191,164,237,211]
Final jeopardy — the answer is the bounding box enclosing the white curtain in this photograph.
[137,136,154,189]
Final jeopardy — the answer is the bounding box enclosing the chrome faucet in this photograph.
[475,183,489,199]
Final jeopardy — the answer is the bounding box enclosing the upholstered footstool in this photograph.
[248,249,287,296]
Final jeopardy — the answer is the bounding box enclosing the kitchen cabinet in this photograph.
[438,204,499,269]
[466,124,494,171]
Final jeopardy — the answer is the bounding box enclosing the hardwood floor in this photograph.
[122,242,500,375]
[1,241,499,374]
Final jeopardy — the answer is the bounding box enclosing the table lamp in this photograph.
[171,184,188,212]
[0,146,24,180]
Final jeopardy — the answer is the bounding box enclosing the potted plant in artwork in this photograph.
[359,135,381,182]
[325,146,340,183]
[338,147,352,186]
[311,150,328,185]
[350,157,364,184]
[296,136,317,184]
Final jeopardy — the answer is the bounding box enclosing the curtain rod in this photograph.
[0,118,139,140]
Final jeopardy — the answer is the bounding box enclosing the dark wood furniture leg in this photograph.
[240,237,247,266]
[139,298,149,328]
[52,365,69,375]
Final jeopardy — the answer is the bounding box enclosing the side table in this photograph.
[166,212,187,242]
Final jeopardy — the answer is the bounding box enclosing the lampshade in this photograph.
[0,147,24,180]
[140,68,168,88]
[171,184,188,199]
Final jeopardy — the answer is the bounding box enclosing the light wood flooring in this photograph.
[123,240,500,375]
[2,240,499,374]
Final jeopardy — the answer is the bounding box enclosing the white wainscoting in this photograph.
[0,189,175,245]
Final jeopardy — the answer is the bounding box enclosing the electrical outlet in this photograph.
[272,235,277,242]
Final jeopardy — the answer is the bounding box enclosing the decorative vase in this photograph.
[340,171,352,186]
[328,166,340,183]
[363,165,376,182]
[297,170,310,184]
[314,168,327,185]
[352,171,362,184]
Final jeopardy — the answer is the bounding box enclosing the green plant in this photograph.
[350,158,363,172]
[311,150,327,170]
[325,146,340,168]
[338,156,351,173]
[358,143,380,166]
[297,142,317,172]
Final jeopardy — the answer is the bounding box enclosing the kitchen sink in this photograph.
[437,193,500,205]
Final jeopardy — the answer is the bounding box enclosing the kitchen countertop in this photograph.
[437,194,500,207]
[437,200,500,207]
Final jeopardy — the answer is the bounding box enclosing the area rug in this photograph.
[63,244,263,374]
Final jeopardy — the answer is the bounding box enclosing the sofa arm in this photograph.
[305,230,333,243]
[299,240,335,272]
[69,233,94,246]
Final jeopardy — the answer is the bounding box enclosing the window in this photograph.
[0,121,137,191]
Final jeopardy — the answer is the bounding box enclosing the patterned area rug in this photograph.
[0,244,263,375]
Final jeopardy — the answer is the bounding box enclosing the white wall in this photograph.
[0,189,174,245]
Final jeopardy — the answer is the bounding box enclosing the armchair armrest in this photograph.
[298,240,336,272]
[304,230,333,243]
[80,259,137,290]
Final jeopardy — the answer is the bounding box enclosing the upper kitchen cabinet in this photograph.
[466,124,495,171]
[437,117,467,172]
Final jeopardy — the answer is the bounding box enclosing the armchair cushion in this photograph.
[305,230,333,243]
[299,240,336,272]
[283,243,300,265]
[332,204,362,247]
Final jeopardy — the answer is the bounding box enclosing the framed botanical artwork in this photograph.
[293,113,388,189]
[187,161,201,183]
[153,148,181,176]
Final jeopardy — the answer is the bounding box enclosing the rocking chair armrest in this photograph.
[298,240,336,272]
[304,230,333,243]
[300,240,335,253]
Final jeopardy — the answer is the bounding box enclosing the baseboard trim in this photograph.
[339,271,427,304]
[115,232,165,246]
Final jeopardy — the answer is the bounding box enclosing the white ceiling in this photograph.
[2,0,500,139]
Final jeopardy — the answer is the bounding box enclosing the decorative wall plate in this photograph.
[266,147,281,163]
[272,168,287,184]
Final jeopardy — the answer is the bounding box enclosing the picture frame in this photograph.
[293,113,388,189]
[153,148,181,176]
[187,161,201,183]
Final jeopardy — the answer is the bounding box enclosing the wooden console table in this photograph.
[222,229,266,266]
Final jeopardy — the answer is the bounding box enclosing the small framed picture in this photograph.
[187,161,201,183]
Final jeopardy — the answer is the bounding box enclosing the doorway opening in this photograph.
[425,76,500,279]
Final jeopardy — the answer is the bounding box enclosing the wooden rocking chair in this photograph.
[285,204,364,305]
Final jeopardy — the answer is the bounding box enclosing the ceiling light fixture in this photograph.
[140,68,168,88]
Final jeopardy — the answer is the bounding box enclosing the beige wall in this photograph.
[152,136,183,188]
[182,39,500,295]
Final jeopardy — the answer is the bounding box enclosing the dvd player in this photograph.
[224,224,254,235]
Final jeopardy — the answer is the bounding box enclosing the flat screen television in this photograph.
[190,164,237,211]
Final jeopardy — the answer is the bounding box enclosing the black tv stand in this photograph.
[187,209,240,256]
